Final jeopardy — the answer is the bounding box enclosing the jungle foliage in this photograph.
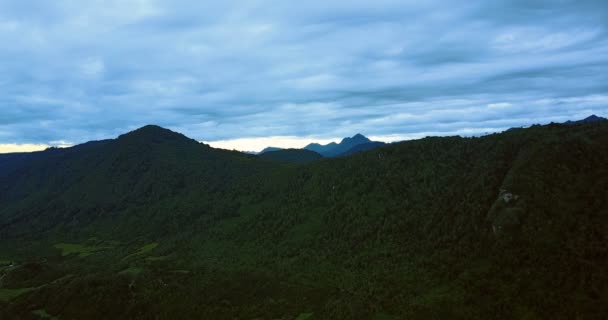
[0,122,607,319]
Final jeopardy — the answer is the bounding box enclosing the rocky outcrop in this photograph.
[488,189,525,234]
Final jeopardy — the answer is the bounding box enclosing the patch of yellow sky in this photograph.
[204,135,411,153]
[0,143,50,154]
[0,140,73,154]
[0,135,414,154]
[204,136,340,153]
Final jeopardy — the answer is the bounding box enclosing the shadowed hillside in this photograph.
[259,149,323,164]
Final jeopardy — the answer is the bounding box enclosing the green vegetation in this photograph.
[145,255,169,262]
[136,243,158,255]
[119,267,143,276]
[169,270,190,274]
[0,287,35,302]
[122,242,158,261]
[0,122,607,319]
[259,149,323,164]
[295,312,314,320]
[54,243,110,257]
[32,309,60,320]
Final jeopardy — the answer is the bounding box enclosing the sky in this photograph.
[1,0,607,152]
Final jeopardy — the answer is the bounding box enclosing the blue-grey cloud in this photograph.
[0,0,607,149]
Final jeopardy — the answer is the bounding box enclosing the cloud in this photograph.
[0,0,607,151]
[80,58,105,77]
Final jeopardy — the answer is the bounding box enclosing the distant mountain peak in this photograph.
[304,133,377,157]
[121,125,172,136]
[117,125,197,145]
[339,133,371,145]
[565,114,607,125]
[343,133,371,143]
[583,114,606,122]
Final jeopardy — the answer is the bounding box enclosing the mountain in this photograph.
[565,114,607,124]
[303,141,337,155]
[259,148,323,164]
[304,133,380,157]
[0,125,271,236]
[1,122,607,319]
[258,146,283,154]
[337,141,386,157]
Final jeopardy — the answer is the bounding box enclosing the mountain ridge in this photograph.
[304,133,380,157]
[565,114,607,124]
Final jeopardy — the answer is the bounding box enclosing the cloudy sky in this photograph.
[1,0,607,152]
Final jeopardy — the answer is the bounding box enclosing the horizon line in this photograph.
[1,113,604,154]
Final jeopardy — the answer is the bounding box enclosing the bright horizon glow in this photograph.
[0,117,598,154]
[204,126,512,152]
[205,136,341,152]
[0,143,50,154]
[0,142,73,154]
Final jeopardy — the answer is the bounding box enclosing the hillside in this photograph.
[259,147,283,154]
[259,149,323,164]
[0,121,607,319]
[338,141,387,157]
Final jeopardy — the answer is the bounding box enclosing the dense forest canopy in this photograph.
[0,121,607,319]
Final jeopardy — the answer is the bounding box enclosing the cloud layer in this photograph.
[1,0,607,151]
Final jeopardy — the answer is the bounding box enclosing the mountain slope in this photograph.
[0,125,273,238]
[258,146,283,154]
[259,148,323,164]
[1,121,607,319]
[338,141,386,157]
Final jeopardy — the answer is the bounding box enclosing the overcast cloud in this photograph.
[1,0,607,151]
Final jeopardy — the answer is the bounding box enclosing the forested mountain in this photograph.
[338,141,387,157]
[0,120,607,319]
[259,149,323,164]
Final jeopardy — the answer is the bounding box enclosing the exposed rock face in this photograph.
[498,189,520,204]
[488,189,525,234]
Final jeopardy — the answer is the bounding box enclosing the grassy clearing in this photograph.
[0,259,12,272]
[145,255,169,262]
[123,242,159,261]
[119,267,143,276]
[295,313,314,320]
[137,243,159,254]
[54,243,110,257]
[0,287,35,302]
[32,309,60,320]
